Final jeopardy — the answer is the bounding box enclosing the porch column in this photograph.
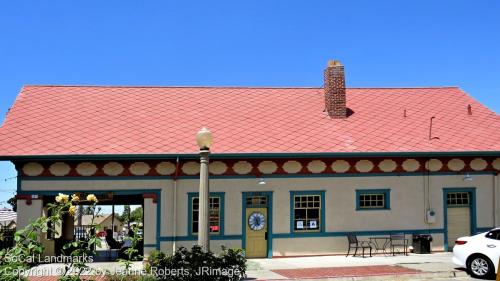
[16,195,43,229]
[143,193,158,256]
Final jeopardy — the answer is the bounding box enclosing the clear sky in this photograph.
[0,1,499,208]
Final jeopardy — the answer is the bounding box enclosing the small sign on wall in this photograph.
[309,220,318,229]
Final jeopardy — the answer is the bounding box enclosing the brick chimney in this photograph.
[324,60,347,118]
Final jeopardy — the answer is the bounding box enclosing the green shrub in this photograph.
[146,245,246,281]
[0,262,28,281]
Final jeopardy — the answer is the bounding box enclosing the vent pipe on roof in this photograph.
[467,104,472,115]
[324,60,347,118]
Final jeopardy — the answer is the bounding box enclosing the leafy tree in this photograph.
[7,196,16,212]
[130,207,143,223]
[121,205,131,223]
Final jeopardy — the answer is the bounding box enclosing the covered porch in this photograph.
[16,189,159,260]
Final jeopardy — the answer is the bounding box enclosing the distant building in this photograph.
[76,214,123,233]
[0,208,17,229]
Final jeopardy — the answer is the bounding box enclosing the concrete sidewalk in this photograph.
[245,252,473,280]
[24,253,475,280]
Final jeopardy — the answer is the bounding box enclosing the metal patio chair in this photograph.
[390,233,409,255]
[346,234,372,257]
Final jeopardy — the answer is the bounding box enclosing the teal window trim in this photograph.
[442,187,477,251]
[356,189,391,211]
[187,192,225,236]
[289,190,325,233]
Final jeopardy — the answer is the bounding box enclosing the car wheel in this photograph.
[467,255,495,279]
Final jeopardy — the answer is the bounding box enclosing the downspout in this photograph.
[423,158,431,225]
[172,157,180,253]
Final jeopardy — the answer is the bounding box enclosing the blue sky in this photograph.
[0,1,499,208]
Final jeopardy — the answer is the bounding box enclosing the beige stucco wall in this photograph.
[16,198,43,229]
[19,173,497,256]
[143,197,157,246]
[272,234,445,257]
[496,173,500,227]
[170,174,495,234]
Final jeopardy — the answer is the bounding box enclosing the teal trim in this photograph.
[355,189,391,211]
[208,171,494,179]
[289,190,326,233]
[17,189,162,250]
[21,176,173,181]
[17,176,21,192]
[4,150,500,161]
[443,187,477,251]
[17,189,159,196]
[242,191,273,259]
[273,228,445,239]
[187,192,225,237]
[160,228,445,240]
[159,235,241,242]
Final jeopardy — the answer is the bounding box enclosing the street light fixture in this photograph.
[196,127,212,252]
[196,127,213,150]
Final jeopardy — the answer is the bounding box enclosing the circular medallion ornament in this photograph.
[248,212,266,231]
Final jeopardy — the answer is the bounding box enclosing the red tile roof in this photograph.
[0,85,499,157]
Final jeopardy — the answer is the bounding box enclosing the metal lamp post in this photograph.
[196,127,213,252]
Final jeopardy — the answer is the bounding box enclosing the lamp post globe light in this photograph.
[196,127,213,150]
[196,127,212,252]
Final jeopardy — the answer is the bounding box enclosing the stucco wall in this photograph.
[143,197,157,246]
[19,173,497,256]
[271,234,445,256]
[16,198,43,229]
[170,174,495,234]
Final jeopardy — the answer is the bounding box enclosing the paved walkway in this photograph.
[245,252,472,280]
[23,252,476,280]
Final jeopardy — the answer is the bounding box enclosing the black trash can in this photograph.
[412,234,433,254]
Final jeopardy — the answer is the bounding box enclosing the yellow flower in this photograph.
[55,193,69,204]
[68,205,76,216]
[71,194,80,203]
[86,194,98,203]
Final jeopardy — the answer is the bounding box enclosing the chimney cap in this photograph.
[327,60,342,67]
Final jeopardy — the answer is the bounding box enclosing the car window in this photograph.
[485,230,500,240]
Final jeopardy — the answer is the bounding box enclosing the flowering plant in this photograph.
[0,192,101,281]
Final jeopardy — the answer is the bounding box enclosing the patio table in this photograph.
[369,237,391,255]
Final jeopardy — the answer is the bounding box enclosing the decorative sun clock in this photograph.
[248,212,266,231]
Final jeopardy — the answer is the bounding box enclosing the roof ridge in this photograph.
[22,85,461,90]
[23,85,322,89]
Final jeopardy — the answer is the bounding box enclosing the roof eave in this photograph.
[1,150,500,161]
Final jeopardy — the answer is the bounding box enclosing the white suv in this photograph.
[453,228,500,279]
